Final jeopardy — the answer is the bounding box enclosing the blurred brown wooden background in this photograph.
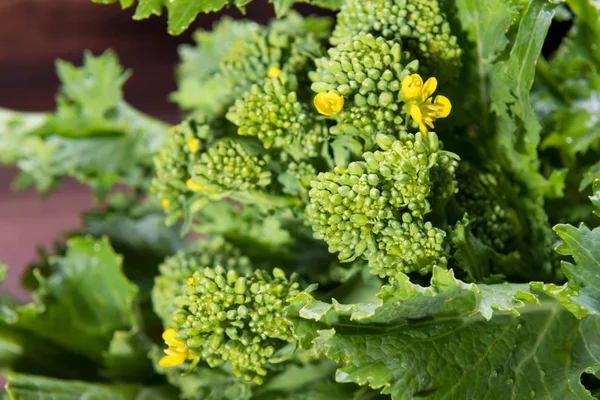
[0,0,285,301]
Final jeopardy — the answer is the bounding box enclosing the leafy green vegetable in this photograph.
[288,268,600,399]
[8,0,600,398]
[532,220,600,318]
[5,237,138,364]
[91,0,342,35]
[533,0,600,225]
[0,51,169,198]
[455,0,560,195]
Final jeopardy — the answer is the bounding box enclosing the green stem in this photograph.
[228,190,303,209]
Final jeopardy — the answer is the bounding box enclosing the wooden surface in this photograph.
[0,0,281,300]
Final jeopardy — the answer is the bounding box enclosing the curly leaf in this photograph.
[92,0,342,35]
[171,18,259,114]
[7,237,137,364]
[288,267,600,399]
[0,51,169,198]
[533,222,600,318]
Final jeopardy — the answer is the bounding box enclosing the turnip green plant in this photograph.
[1,0,600,399]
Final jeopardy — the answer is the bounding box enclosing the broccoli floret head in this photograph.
[151,119,214,225]
[152,117,274,222]
[306,132,457,277]
[332,0,462,82]
[226,73,327,158]
[189,139,272,196]
[456,166,517,252]
[174,12,329,117]
[152,237,253,327]
[166,267,300,384]
[310,32,416,142]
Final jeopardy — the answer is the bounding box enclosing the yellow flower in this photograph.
[268,66,281,78]
[401,74,451,136]
[188,138,200,154]
[161,199,170,209]
[159,328,189,367]
[186,179,204,192]
[187,277,194,285]
[314,92,344,116]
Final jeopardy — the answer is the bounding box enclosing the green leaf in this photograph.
[9,237,137,364]
[453,0,517,133]
[103,329,154,382]
[52,52,129,125]
[450,217,511,283]
[271,0,342,16]
[455,0,561,195]
[489,0,560,194]
[132,0,163,19]
[536,1,600,158]
[171,18,259,114]
[288,267,600,399]
[5,373,176,400]
[81,201,185,287]
[0,109,48,165]
[0,281,99,380]
[92,0,342,35]
[533,223,600,318]
[0,51,169,197]
[0,324,99,380]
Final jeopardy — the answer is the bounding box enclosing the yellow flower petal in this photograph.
[159,352,187,367]
[188,138,200,154]
[268,66,281,78]
[433,95,452,118]
[314,92,344,116]
[422,77,438,101]
[401,74,424,99]
[163,329,183,348]
[161,199,170,209]
[409,103,423,125]
[186,179,204,192]
[164,348,187,357]
[187,277,195,286]
[402,73,450,136]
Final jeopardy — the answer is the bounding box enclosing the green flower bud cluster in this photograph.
[189,140,272,198]
[226,73,326,158]
[456,165,518,252]
[207,13,327,116]
[153,118,274,223]
[331,0,462,81]
[306,133,455,277]
[151,119,213,226]
[173,267,300,384]
[152,237,253,327]
[430,151,460,204]
[310,32,415,141]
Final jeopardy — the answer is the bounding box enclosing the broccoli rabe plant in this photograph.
[2,0,600,399]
